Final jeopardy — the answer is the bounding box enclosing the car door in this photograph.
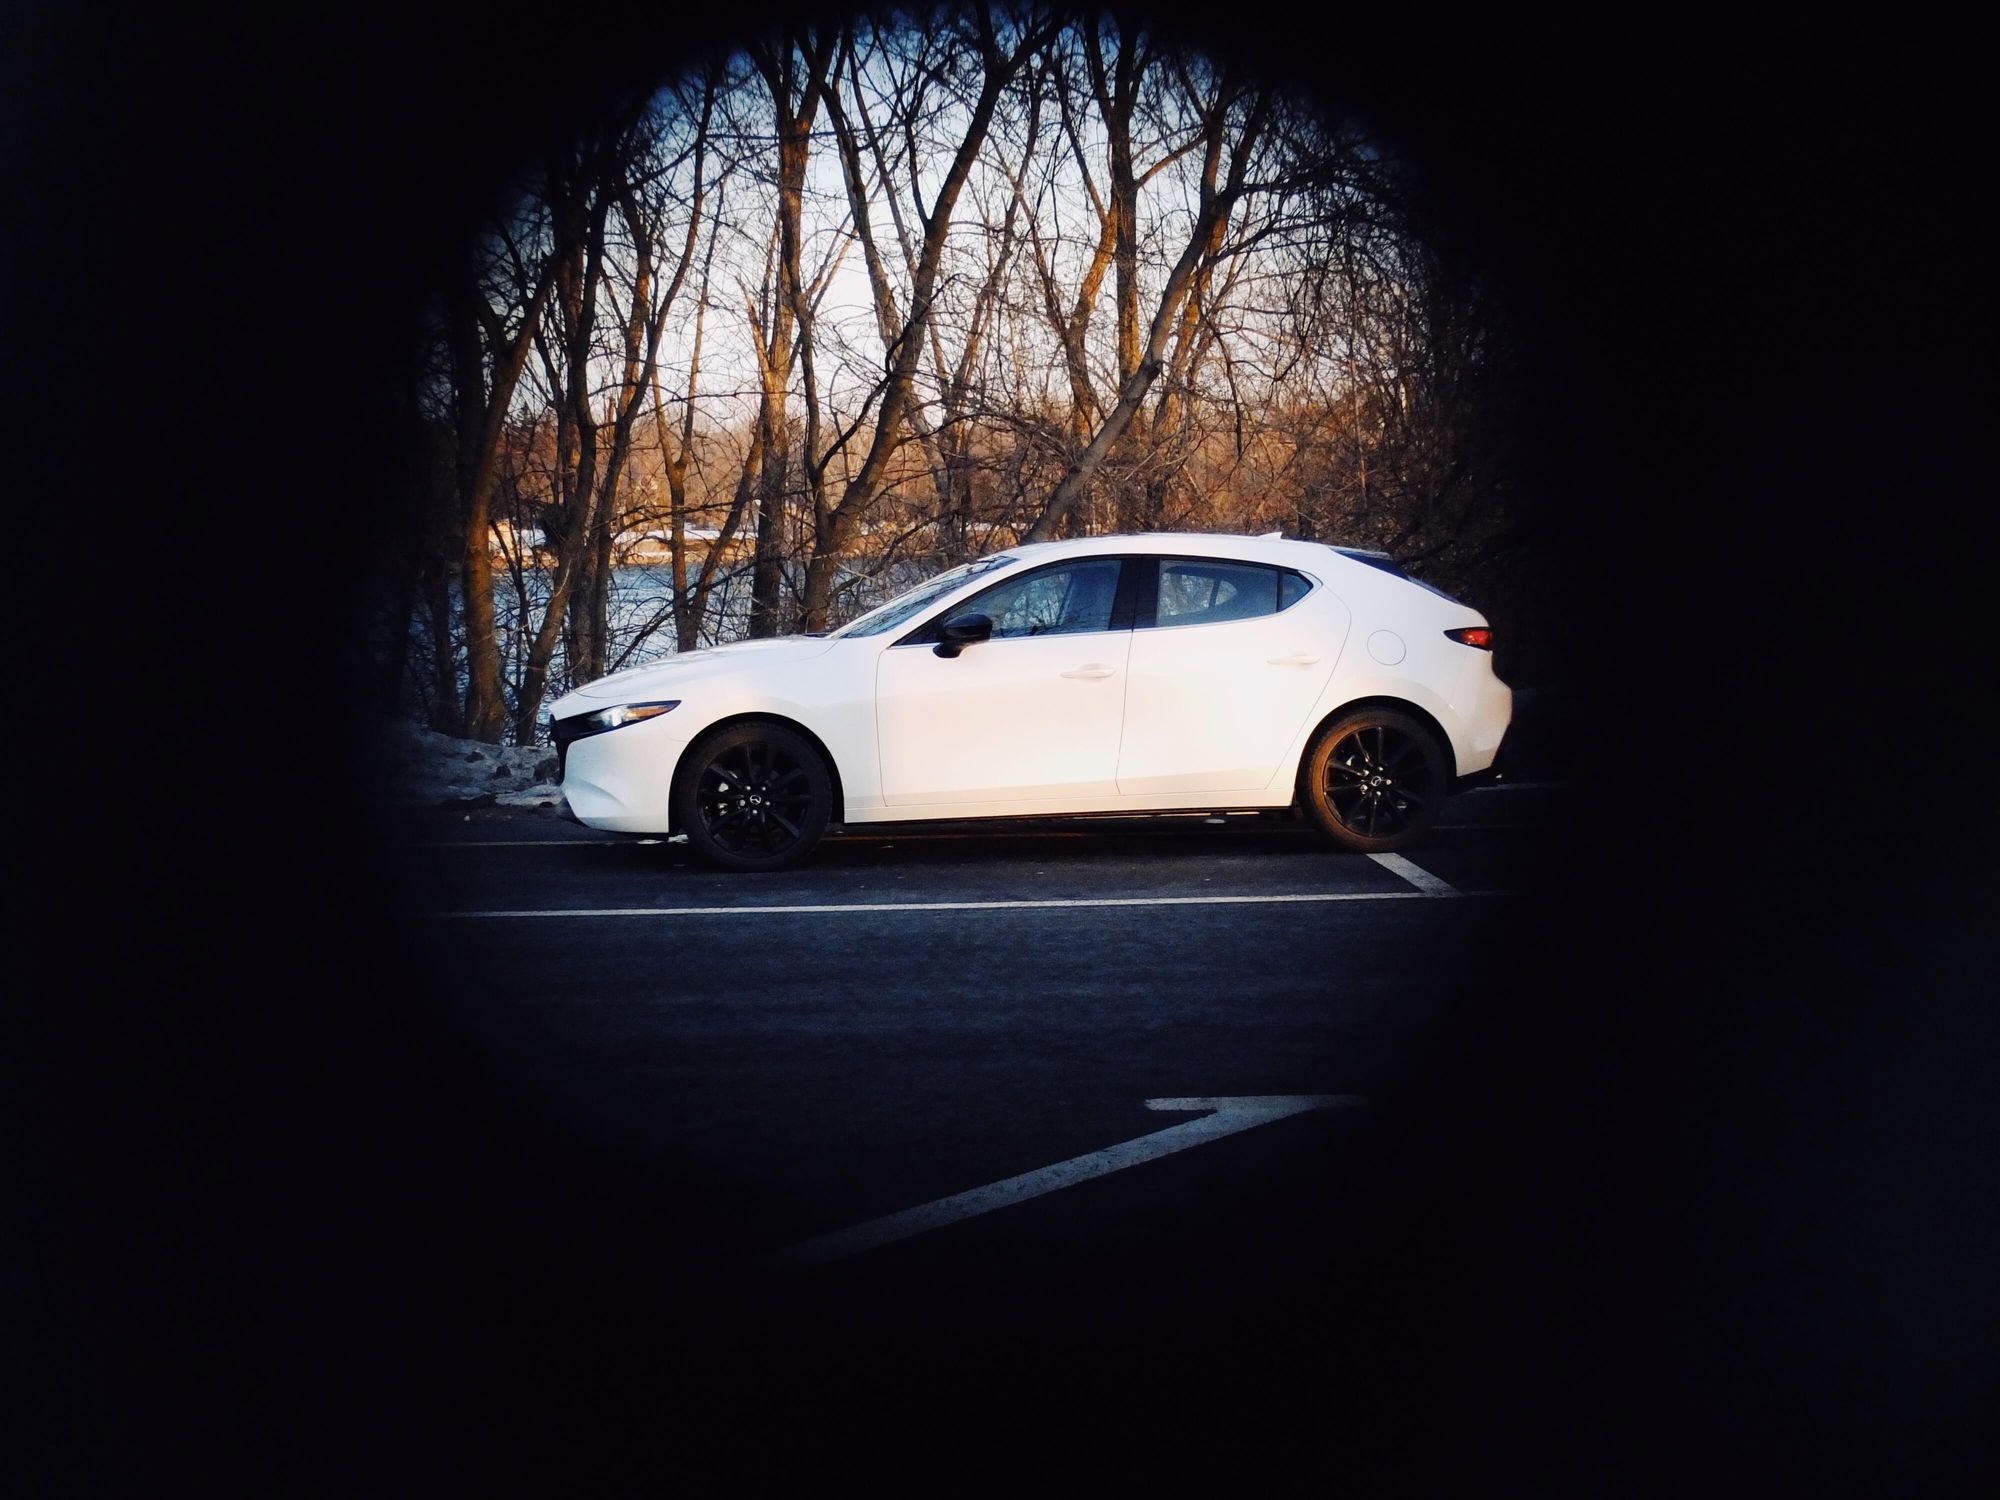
[1116,557,1348,795]
[875,557,1133,807]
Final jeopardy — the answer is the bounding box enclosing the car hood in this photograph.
[550,637,840,717]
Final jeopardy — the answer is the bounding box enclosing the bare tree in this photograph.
[744,30,835,637]
[440,199,566,740]
[386,8,1515,740]
[649,155,729,653]
[837,15,1046,564]
[1024,54,1286,542]
[508,88,715,740]
[793,6,1056,628]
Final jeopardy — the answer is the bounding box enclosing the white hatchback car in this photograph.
[548,533,1511,870]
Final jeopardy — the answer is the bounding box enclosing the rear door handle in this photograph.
[1266,652,1320,667]
[1061,663,1116,679]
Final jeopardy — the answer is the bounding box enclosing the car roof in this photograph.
[998,531,1342,569]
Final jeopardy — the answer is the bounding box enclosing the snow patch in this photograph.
[365,717,567,813]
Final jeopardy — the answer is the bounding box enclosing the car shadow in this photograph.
[810,817,1325,869]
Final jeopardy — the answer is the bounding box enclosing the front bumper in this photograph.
[556,712,690,834]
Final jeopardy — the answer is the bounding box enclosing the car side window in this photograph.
[959,558,1123,639]
[1151,560,1312,627]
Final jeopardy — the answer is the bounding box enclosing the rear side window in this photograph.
[1147,559,1313,628]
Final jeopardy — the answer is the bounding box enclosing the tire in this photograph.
[1301,707,1449,853]
[672,721,833,872]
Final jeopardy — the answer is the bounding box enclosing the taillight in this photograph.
[1444,626,1493,650]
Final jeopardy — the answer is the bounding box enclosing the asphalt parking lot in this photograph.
[39,772,1987,1490]
[394,787,1568,1265]
[328,786,1605,1468]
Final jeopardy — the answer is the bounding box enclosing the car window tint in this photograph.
[1279,570,1312,610]
[832,553,1016,637]
[1154,560,1286,626]
[966,559,1122,638]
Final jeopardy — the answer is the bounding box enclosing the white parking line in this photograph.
[765,1094,1364,1270]
[1366,851,1461,896]
[407,839,621,848]
[427,888,1483,919]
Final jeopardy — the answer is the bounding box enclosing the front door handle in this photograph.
[1061,663,1116,679]
[1267,652,1320,667]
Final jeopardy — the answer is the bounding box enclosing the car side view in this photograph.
[546,533,1511,870]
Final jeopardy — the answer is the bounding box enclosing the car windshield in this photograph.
[829,554,1018,638]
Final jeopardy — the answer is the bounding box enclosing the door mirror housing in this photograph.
[933,612,993,658]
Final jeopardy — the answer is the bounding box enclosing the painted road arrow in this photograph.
[765,1094,1364,1271]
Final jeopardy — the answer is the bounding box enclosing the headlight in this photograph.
[552,702,681,775]
[577,700,680,733]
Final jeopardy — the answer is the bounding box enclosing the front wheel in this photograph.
[673,722,833,872]
[1301,708,1449,852]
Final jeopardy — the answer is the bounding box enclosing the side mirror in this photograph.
[933,613,993,658]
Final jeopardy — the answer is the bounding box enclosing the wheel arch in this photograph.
[1293,695,1458,801]
[670,712,848,829]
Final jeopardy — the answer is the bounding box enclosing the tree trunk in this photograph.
[744,43,821,635]
[378,562,415,715]
[458,474,508,740]
[588,517,614,678]
[798,505,856,628]
[686,416,763,650]
[442,231,560,742]
[749,424,788,637]
[667,456,690,652]
[423,554,459,734]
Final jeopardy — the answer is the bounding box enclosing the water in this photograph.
[467,558,946,739]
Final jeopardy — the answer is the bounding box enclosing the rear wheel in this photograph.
[1302,708,1448,852]
[673,722,833,872]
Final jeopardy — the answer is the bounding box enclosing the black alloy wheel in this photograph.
[674,722,833,871]
[1303,708,1448,852]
